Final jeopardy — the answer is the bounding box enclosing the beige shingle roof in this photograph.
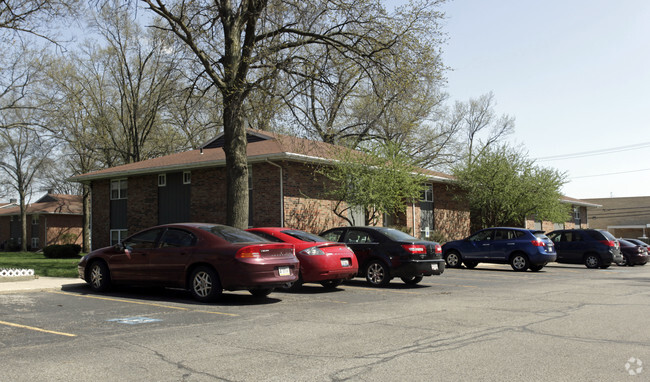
[0,194,82,216]
[71,129,456,183]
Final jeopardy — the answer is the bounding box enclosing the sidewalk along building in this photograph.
[525,196,601,232]
[71,130,472,250]
[0,193,83,251]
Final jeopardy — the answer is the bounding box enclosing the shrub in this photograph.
[43,244,82,259]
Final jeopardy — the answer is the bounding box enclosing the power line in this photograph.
[570,167,650,179]
[536,141,650,161]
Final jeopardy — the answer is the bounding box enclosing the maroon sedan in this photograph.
[247,227,358,290]
[78,223,299,301]
[616,239,649,266]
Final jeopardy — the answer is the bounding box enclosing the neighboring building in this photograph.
[72,130,472,250]
[0,194,83,251]
[582,196,650,240]
[524,196,600,233]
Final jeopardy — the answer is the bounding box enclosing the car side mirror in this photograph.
[114,242,125,253]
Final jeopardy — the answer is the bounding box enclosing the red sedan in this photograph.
[78,223,299,301]
[247,227,358,290]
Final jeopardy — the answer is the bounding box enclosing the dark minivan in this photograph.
[320,226,445,287]
[441,227,556,272]
[546,229,623,269]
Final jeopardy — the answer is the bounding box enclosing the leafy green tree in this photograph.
[318,141,427,226]
[139,0,446,229]
[453,144,569,230]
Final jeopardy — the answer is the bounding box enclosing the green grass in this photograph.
[0,252,82,278]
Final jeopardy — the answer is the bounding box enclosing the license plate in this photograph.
[278,267,290,276]
[431,264,438,271]
[341,259,350,267]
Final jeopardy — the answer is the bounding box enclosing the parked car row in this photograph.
[78,224,446,302]
[442,228,630,271]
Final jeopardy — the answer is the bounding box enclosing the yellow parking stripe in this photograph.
[49,291,239,317]
[351,286,422,295]
[0,320,76,337]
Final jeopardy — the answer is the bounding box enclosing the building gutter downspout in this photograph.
[266,160,284,227]
[412,203,416,237]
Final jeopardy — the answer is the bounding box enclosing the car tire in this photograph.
[529,264,544,272]
[365,260,391,287]
[599,264,611,269]
[616,257,627,266]
[320,279,343,289]
[400,275,424,285]
[510,253,529,272]
[584,254,600,269]
[189,266,222,302]
[87,260,111,292]
[282,273,303,292]
[249,288,274,297]
[444,251,462,268]
[463,261,478,269]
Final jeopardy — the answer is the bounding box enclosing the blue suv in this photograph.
[442,227,557,272]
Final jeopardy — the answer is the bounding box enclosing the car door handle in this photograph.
[507,243,515,245]
[482,244,490,246]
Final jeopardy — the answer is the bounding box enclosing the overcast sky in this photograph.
[418,0,650,199]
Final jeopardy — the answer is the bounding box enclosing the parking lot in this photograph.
[1,264,649,381]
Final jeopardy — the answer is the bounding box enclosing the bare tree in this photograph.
[0,119,55,251]
[139,0,447,229]
[452,92,515,165]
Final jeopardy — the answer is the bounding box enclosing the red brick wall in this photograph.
[432,183,471,242]
[0,216,9,246]
[251,162,282,227]
[127,175,158,234]
[282,162,347,234]
[44,215,83,246]
[190,167,227,224]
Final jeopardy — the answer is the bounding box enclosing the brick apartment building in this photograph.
[0,193,83,250]
[524,196,600,233]
[72,130,472,250]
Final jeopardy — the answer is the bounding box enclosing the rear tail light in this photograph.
[599,240,616,247]
[402,244,427,254]
[531,240,545,247]
[236,246,261,258]
[299,246,326,256]
[434,244,442,254]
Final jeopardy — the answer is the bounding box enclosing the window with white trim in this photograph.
[110,179,128,200]
[183,171,191,184]
[31,237,40,249]
[32,216,39,225]
[158,174,167,187]
[420,184,433,202]
[110,229,128,245]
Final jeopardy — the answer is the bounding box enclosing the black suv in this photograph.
[546,229,623,269]
[320,226,445,286]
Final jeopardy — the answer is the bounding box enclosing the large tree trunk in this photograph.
[223,94,249,229]
[82,183,91,252]
[19,192,27,252]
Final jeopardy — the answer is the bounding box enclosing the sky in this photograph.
[412,0,650,199]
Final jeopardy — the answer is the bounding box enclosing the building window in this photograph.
[573,207,581,225]
[110,229,128,245]
[183,171,191,184]
[31,237,40,249]
[158,174,167,187]
[32,216,39,225]
[420,184,433,202]
[110,179,128,200]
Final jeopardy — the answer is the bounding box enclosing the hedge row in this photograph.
[43,244,82,258]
